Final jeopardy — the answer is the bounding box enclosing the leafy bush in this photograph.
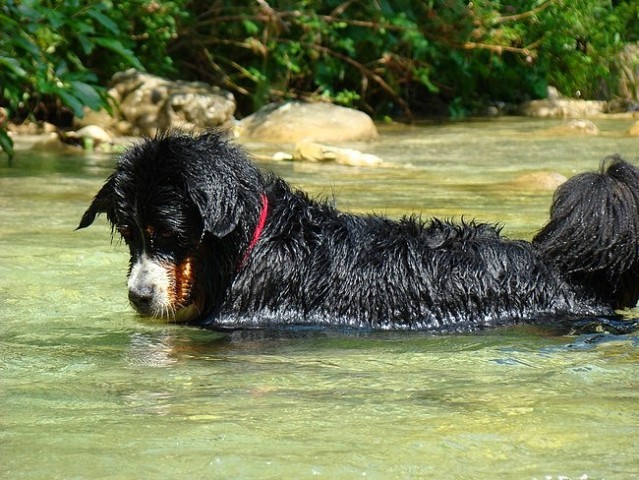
[1,0,638,160]
[0,0,184,159]
[173,0,638,117]
[1,1,135,127]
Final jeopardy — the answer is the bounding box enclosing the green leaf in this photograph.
[0,56,27,77]
[0,13,21,29]
[54,60,70,77]
[76,34,94,55]
[414,67,439,93]
[45,9,65,30]
[86,8,120,36]
[56,89,85,117]
[14,3,42,23]
[242,19,260,35]
[70,81,103,111]
[93,37,144,70]
[13,34,41,57]
[0,128,14,162]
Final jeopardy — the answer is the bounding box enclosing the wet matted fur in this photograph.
[78,131,639,333]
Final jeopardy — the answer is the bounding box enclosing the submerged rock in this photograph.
[293,141,383,167]
[545,119,600,136]
[64,125,112,144]
[237,101,378,143]
[61,125,113,150]
[511,172,567,190]
[627,120,639,136]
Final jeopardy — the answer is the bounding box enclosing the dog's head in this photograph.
[77,131,264,323]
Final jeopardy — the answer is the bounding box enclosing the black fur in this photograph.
[78,131,639,332]
[533,155,639,309]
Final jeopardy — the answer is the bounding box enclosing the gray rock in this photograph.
[517,86,609,117]
[60,125,115,151]
[76,69,236,136]
[65,125,113,144]
[518,98,608,118]
[293,141,383,167]
[237,101,378,143]
[158,90,236,132]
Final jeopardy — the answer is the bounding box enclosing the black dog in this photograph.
[78,131,639,332]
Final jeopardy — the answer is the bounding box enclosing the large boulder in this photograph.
[237,101,378,143]
[76,69,236,136]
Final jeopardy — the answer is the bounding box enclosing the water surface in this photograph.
[1,118,638,479]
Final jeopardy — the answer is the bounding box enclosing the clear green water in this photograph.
[2,119,638,479]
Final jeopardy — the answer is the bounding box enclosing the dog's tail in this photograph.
[533,155,639,309]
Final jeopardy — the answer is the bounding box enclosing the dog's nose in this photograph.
[128,286,155,313]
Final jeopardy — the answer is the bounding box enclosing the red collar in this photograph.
[238,193,269,269]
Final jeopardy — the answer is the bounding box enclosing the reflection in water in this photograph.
[126,332,180,368]
[1,119,638,478]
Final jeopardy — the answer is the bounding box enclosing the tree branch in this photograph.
[493,0,557,24]
[308,43,413,118]
[461,41,539,58]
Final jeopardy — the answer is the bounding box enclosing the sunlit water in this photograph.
[1,118,638,479]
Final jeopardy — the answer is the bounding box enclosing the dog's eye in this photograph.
[117,225,133,240]
[159,229,175,239]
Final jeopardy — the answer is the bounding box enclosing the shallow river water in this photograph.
[2,118,638,479]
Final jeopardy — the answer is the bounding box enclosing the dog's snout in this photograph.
[127,254,171,316]
[128,286,155,312]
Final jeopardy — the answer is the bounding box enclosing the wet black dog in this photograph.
[78,131,639,332]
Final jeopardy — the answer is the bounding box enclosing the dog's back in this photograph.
[221,179,611,332]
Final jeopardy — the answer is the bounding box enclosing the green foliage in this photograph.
[0,127,13,161]
[0,0,139,120]
[1,0,638,160]
[173,0,638,117]
[106,0,189,76]
[527,0,637,99]
[0,0,184,159]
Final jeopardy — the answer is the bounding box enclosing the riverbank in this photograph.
[5,70,639,159]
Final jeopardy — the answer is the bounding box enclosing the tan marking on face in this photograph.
[170,255,204,323]
[174,256,194,306]
[128,254,202,323]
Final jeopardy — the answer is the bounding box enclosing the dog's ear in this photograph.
[76,176,116,230]
[190,180,243,238]
[180,131,261,238]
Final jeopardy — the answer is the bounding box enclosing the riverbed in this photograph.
[1,118,638,479]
